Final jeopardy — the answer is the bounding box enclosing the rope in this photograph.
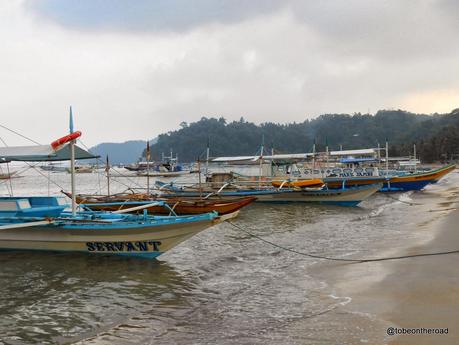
[0,124,41,145]
[77,139,145,191]
[226,221,459,263]
[0,125,66,191]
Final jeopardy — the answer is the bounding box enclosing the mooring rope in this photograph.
[226,220,459,263]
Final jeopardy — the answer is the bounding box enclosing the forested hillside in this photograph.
[148,109,459,162]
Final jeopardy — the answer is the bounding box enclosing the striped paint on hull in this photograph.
[325,164,456,192]
[381,164,456,192]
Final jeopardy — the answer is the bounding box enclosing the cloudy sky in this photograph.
[0,0,458,146]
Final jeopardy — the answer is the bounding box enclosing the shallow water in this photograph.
[0,167,457,344]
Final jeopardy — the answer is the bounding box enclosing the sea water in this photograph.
[0,165,457,344]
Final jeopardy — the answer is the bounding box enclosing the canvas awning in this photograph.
[212,156,259,162]
[212,153,315,163]
[0,143,98,162]
[329,148,378,156]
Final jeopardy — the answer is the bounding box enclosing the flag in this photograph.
[69,106,74,133]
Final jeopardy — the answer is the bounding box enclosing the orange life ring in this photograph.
[51,131,82,149]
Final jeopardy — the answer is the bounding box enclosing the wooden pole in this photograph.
[198,159,202,199]
[146,141,150,196]
[385,139,389,177]
[70,139,76,216]
[106,155,111,196]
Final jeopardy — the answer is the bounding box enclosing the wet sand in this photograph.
[312,178,459,344]
[382,207,459,345]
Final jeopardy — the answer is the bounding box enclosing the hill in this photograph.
[149,109,459,162]
[89,139,157,164]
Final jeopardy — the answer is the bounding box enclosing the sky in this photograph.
[0,0,458,146]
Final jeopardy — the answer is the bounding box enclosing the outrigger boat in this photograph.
[137,170,194,178]
[0,196,224,259]
[323,164,456,191]
[62,191,257,216]
[0,171,19,179]
[0,116,231,259]
[155,180,382,207]
[209,149,455,192]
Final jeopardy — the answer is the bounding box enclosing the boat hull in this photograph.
[324,176,386,189]
[0,214,221,258]
[381,164,456,191]
[137,171,193,177]
[81,197,256,215]
[162,184,381,206]
[324,164,455,192]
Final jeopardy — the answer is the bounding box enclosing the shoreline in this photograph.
[308,174,459,344]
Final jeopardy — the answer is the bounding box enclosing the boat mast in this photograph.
[259,134,264,187]
[312,138,316,171]
[198,159,202,199]
[413,144,417,173]
[146,141,150,195]
[377,142,381,170]
[106,155,111,196]
[325,137,329,172]
[69,106,76,216]
[385,138,389,177]
[205,136,210,179]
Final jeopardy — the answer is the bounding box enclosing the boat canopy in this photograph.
[339,157,378,164]
[329,148,377,156]
[212,156,260,162]
[0,143,97,162]
[212,153,315,163]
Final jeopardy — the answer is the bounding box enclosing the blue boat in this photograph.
[0,116,231,259]
[156,181,382,206]
[0,196,222,259]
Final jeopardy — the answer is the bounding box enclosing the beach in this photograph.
[312,170,459,344]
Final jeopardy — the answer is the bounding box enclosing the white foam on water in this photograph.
[329,294,352,306]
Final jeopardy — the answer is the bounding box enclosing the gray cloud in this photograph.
[0,1,457,147]
[25,0,282,32]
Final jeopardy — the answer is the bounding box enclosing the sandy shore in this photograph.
[381,206,459,345]
[309,174,459,344]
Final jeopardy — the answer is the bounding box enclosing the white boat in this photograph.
[0,196,227,259]
[137,170,194,177]
[0,116,230,259]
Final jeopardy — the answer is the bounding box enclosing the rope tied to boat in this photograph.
[226,220,459,263]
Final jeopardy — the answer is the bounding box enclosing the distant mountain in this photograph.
[89,138,157,165]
